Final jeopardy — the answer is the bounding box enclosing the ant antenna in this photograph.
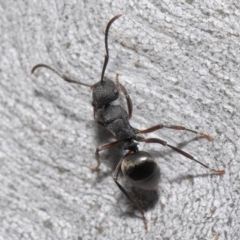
[100,14,122,83]
[31,63,92,87]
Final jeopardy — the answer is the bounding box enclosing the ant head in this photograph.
[92,79,119,109]
[31,15,122,110]
[121,151,160,190]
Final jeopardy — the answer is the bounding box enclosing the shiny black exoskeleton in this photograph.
[31,14,225,232]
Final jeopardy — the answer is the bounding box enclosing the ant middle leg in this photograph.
[138,124,212,141]
[137,136,225,174]
[113,152,148,232]
[116,73,133,119]
[92,140,121,172]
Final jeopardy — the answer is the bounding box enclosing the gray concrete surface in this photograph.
[0,1,239,239]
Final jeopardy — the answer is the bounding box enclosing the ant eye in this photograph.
[114,89,118,95]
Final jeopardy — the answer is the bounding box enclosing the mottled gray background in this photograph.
[1,1,239,239]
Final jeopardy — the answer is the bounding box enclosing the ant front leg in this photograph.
[116,73,133,119]
[92,140,120,172]
[113,152,148,232]
[139,124,212,141]
[137,136,225,174]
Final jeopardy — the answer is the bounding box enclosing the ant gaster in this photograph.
[31,14,225,232]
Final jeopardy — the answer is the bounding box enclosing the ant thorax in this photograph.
[100,104,137,141]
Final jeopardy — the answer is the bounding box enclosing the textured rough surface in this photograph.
[0,1,239,239]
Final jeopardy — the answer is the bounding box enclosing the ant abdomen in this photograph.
[121,151,160,190]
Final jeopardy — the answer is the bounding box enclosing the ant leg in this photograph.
[113,152,148,232]
[116,73,133,119]
[139,124,212,141]
[137,136,225,174]
[91,140,120,172]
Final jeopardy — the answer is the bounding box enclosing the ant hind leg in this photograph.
[137,136,225,174]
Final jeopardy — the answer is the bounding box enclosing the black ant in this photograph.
[31,14,225,232]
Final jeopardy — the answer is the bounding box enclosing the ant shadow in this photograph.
[34,89,88,123]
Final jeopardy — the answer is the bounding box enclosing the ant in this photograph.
[31,14,225,232]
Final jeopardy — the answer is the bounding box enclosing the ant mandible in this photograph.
[31,14,225,232]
